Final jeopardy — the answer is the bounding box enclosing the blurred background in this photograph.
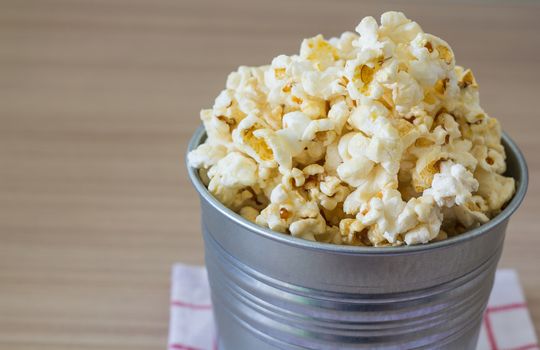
[0,0,539,348]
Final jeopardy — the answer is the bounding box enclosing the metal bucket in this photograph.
[187,127,528,350]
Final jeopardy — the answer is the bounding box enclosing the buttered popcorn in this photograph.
[188,11,515,246]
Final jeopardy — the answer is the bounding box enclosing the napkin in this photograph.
[168,264,538,350]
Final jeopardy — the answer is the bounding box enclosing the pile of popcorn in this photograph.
[188,12,515,246]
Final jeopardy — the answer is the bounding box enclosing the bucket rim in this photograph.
[186,126,528,255]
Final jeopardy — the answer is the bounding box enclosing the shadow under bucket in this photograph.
[187,127,528,350]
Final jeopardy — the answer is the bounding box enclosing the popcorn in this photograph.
[328,32,358,60]
[424,161,479,207]
[379,11,422,44]
[409,33,454,87]
[327,100,351,135]
[300,34,339,71]
[232,115,276,167]
[256,184,328,241]
[188,11,515,246]
[289,218,326,241]
[302,67,345,100]
[339,218,367,245]
[404,224,435,245]
[476,168,515,213]
[240,206,260,223]
[391,71,424,114]
[358,189,406,241]
[411,146,446,192]
[400,196,443,245]
[442,195,490,233]
[337,155,375,187]
[206,152,258,209]
[302,119,336,142]
[309,175,350,211]
[187,143,227,169]
[342,165,396,215]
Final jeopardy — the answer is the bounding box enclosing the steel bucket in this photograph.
[187,127,528,349]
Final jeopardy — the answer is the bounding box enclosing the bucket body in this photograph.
[187,128,528,350]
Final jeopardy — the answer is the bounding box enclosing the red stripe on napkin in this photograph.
[170,343,205,350]
[171,300,213,310]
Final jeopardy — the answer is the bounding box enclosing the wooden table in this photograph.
[1,0,538,348]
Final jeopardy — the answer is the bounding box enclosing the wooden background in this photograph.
[0,0,538,348]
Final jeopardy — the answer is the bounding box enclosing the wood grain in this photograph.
[0,0,538,348]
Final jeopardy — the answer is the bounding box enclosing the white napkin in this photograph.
[477,269,538,350]
[168,264,216,350]
[168,264,538,350]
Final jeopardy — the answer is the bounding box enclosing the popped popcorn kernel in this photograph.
[459,68,478,89]
[424,161,479,207]
[436,45,453,65]
[188,11,515,246]
[243,126,274,161]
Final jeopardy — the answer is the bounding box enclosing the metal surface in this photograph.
[187,127,528,349]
